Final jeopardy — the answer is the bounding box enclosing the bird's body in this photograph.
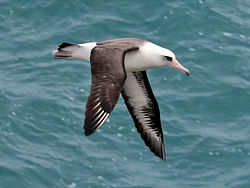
[53,38,190,161]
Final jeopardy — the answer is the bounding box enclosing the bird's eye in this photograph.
[164,56,172,61]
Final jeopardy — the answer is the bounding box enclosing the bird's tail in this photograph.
[53,42,96,60]
[52,42,79,59]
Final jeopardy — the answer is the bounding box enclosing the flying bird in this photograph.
[53,38,190,161]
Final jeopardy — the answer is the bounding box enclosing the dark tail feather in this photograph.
[53,42,78,59]
[58,42,75,50]
[53,50,72,59]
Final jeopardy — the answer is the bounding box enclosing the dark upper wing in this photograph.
[84,45,139,136]
[121,71,166,160]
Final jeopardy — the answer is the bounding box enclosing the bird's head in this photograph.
[142,41,190,76]
[162,52,190,76]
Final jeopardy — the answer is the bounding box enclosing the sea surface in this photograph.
[0,0,250,187]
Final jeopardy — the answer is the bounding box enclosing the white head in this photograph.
[137,41,190,76]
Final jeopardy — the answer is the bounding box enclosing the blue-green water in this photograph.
[1,0,250,187]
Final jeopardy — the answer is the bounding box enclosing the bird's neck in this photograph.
[124,42,166,72]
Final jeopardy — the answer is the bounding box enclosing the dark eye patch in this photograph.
[164,56,172,61]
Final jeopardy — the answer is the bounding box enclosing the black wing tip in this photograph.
[161,142,166,161]
[160,151,166,161]
[153,143,166,161]
[139,131,166,161]
[84,127,95,136]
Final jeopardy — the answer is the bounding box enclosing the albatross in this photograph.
[53,38,190,161]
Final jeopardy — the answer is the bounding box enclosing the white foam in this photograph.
[67,183,76,188]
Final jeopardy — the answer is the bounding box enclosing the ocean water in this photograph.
[0,0,250,187]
